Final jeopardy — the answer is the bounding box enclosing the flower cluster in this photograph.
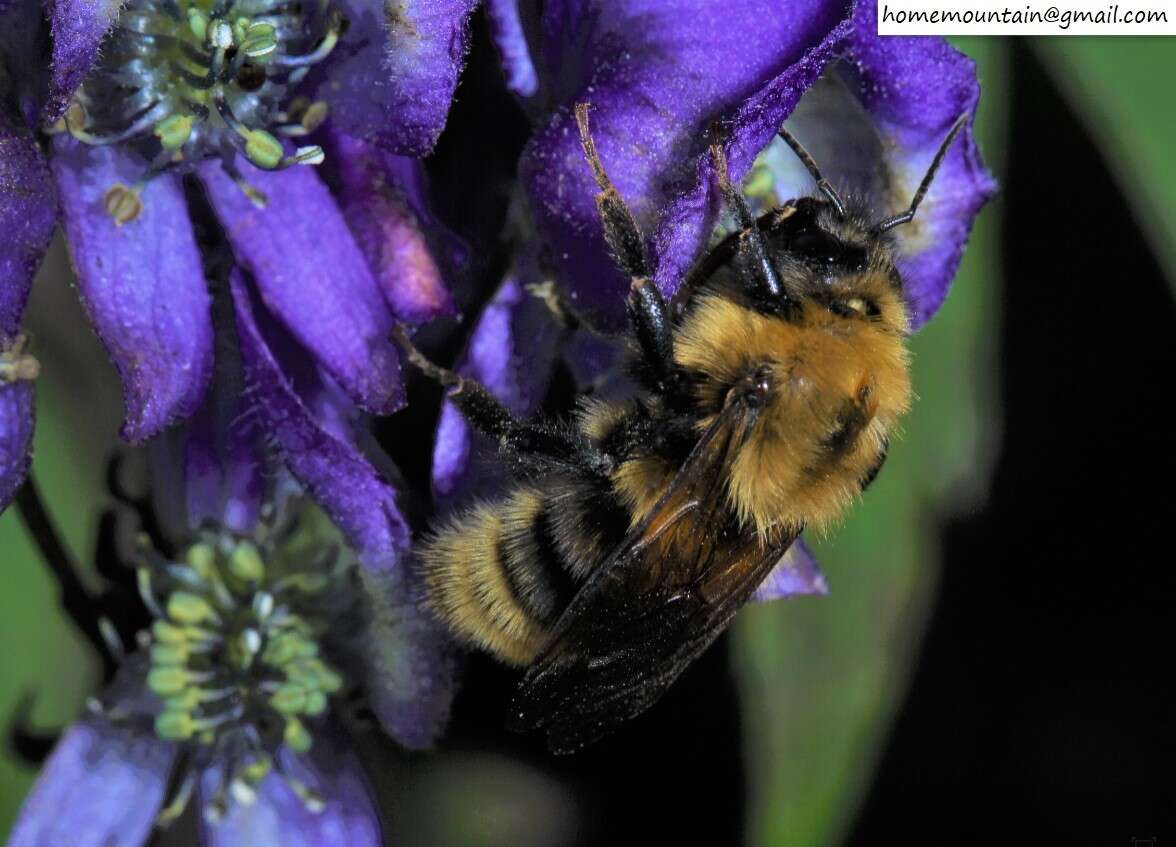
[2,0,995,841]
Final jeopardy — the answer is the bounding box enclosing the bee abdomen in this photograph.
[419,489,583,666]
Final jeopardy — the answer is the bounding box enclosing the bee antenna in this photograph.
[777,125,847,219]
[873,112,969,235]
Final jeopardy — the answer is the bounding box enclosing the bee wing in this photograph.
[510,396,800,753]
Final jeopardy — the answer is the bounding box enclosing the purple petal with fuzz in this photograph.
[8,717,175,847]
[42,0,120,123]
[230,269,410,567]
[1,112,57,336]
[200,732,381,847]
[0,380,34,511]
[326,131,455,325]
[840,3,997,327]
[357,563,457,748]
[432,273,563,500]
[200,162,403,414]
[751,538,828,603]
[52,139,213,442]
[486,0,538,97]
[233,274,456,745]
[316,0,477,155]
[522,0,852,327]
[649,14,854,301]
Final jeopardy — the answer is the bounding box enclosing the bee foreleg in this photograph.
[709,143,791,309]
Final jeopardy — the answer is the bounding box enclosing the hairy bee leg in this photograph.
[574,102,650,279]
[574,103,680,384]
[627,277,676,386]
[709,143,790,307]
[529,276,678,393]
[392,327,615,477]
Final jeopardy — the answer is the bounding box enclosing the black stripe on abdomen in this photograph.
[501,507,583,627]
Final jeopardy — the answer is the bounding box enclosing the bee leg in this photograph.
[393,327,615,477]
[574,103,679,386]
[574,103,650,280]
[709,143,791,309]
[525,280,620,339]
[626,277,677,391]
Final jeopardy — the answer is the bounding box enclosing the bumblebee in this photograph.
[396,104,968,753]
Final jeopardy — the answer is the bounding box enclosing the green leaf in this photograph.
[0,242,120,836]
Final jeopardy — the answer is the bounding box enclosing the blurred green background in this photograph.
[3,36,1176,844]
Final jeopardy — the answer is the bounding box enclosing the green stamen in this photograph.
[228,540,265,583]
[167,591,221,626]
[154,114,194,151]
[133,503,356,820]
[65,0,345,215]
[244,129,284,169]
[284,717,313,753]
[187,8,208,41]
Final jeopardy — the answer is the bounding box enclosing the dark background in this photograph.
[849,43,1175,845]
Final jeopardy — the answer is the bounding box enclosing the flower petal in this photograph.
[0,380,34,511]
[840,4,998,326]
[522,0,853,326]
[200,162,404,415]
[232,273,456,744]
[486,0,538,97]
[52,139,213,441]
[0,114,46,508]
[316,0,477,155]
[431,272,563,501]
[356,564,457,749]
[182,340,266,533]
[325,131,455,324]
[200,731,381,847]
[43,0,118,123]
[8,717,174,847]
[1,110,57,338]
[229,269,409,566]
[751,539,828,603]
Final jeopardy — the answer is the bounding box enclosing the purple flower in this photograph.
[9,506,393,846]
[441,0,995,600]
[520,0,995,328]
[10,335,453,844]
[0,0,472,510]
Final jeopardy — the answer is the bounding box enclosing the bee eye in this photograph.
[791,228,840,264]
[828,297,879,318]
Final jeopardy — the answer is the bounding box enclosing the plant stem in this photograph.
[14,474,116,677]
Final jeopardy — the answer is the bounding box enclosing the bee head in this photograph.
[736,113,970,328]
[744,197,905,333]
